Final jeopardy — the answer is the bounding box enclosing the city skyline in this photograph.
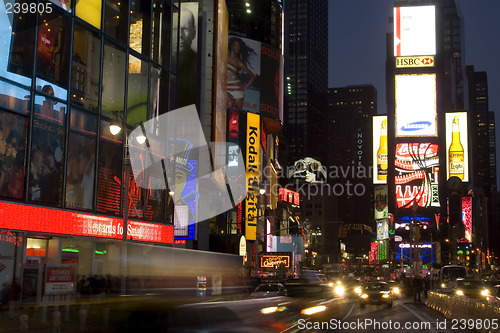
[329,0,500,187]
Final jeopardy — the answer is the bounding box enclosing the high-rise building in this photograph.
[327,85,377,262]
[282,0,328,163]
[466,65,497,256]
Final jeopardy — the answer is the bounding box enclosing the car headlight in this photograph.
[261,306,278,314]
[301,305,327,315]
[361,294,368,299]
[355,287,362,294]
[382,293,390,298]
[456,290,464,296]
[441,283,446,288]
[328,282,334,287]
[393,287,400,295]
[481,289,490,296]
[335,286,345,295]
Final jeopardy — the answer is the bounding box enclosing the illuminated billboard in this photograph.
[374,185,388,220]
[462,197,472,242]
[245,113,260,241]
[395,143,440,209]
[395,56,434,68]
[446,112,469,182]
[395,74,437,137]
[373,115,388,184]
[376,220,389,240]
[394,5,436,57]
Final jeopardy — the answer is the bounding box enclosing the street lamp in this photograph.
[169,190,175,225]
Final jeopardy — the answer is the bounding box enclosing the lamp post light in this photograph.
[169,190,175,225]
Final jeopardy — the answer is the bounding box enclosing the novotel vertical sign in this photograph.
[245,113,260,241]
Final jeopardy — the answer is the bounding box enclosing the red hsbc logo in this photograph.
[396,56,434,68]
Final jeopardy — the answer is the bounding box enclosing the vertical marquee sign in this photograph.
[245,113,260,240]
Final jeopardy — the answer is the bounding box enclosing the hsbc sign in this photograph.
[396,56,434,68]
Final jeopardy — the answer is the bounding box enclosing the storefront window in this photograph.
[75,0,102,29]
[29,95,67,206]
[65,109,97,210]
[0,1,35,87]
[152,0,172,67]
[26,238,48,258]
[105,0,129,44]
[0,111,28,200]
[96,119,122,216]
[101,41,126,119]
[127,55,148,126]
[37,7,71,88]
[71,24,101,112]
[130,0,151,55]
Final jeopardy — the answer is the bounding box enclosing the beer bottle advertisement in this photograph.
[446,112,467,181]
[377,119,388,181]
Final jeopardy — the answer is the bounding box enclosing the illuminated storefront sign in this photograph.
[245,113,260,241]
[394,143,440,208]
[376,220,389,240]
[395,56,434,68]
[373,115,388,184]
[445,112,469,182]
[462,197,472,242]
[395,74,437,137]
[0,202,174,243]
[260,254,290,268]
[278,188,300,205]
[369,242,378,265]
[45,265,76,295]
[394,5,436,57]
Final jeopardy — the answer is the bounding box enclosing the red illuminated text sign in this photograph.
[0,202,173,244]
[260,255,290,268]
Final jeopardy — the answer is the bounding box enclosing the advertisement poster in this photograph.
[394,5,436,57]
[374,185,388,220]
[445,112,469,182]
[372,115,388,184]
[394,143,440,209]
[45,265,76,295]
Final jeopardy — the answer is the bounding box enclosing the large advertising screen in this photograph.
[394,5,436,57]
[374,185,388,220]
[446,112,469,182]
[462,196,472,242]
[394,143,440,209]
[373,115,388,184]
[395,74,437,137]
[228,35,283,131]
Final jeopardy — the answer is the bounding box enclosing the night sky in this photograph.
[329,0,500,187]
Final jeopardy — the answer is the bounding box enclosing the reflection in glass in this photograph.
[29,120,65,206]
[0,1,35,86]
[0,111,27,200]
[33,94,67,125]
[130,0,151,55]
[105,0,129,44]
[37,8,70,88]
[127,55,147,126]
[0,81,29,115]
[65,109,97,210]
[101,42,125,119]
[72,24,101,112]
[75,0,101,28]
[152,0,172,66]
[96,120,122,216]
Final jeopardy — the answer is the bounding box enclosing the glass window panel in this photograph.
[65,109,97,210]
[101,41,126,119]
[130,0,151,55]
[0,0,36,87]
[152,0,172,67]
[170,3,179,73]
[149,66,161,118]
[0,81,29,115]
[0,111,28,200]
[169,72,177,111]
[33,93,67,125]
[71,24,101,112]
[37,8,71,88]
[36,77,67,101]
[127,55,147,126]
[76,0,101,29]
[96,119,123,215]
[105,0,129,44]
[29,119,65,206]
[48,0,72,12]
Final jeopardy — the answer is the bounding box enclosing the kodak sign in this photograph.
[245,113,260,240]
